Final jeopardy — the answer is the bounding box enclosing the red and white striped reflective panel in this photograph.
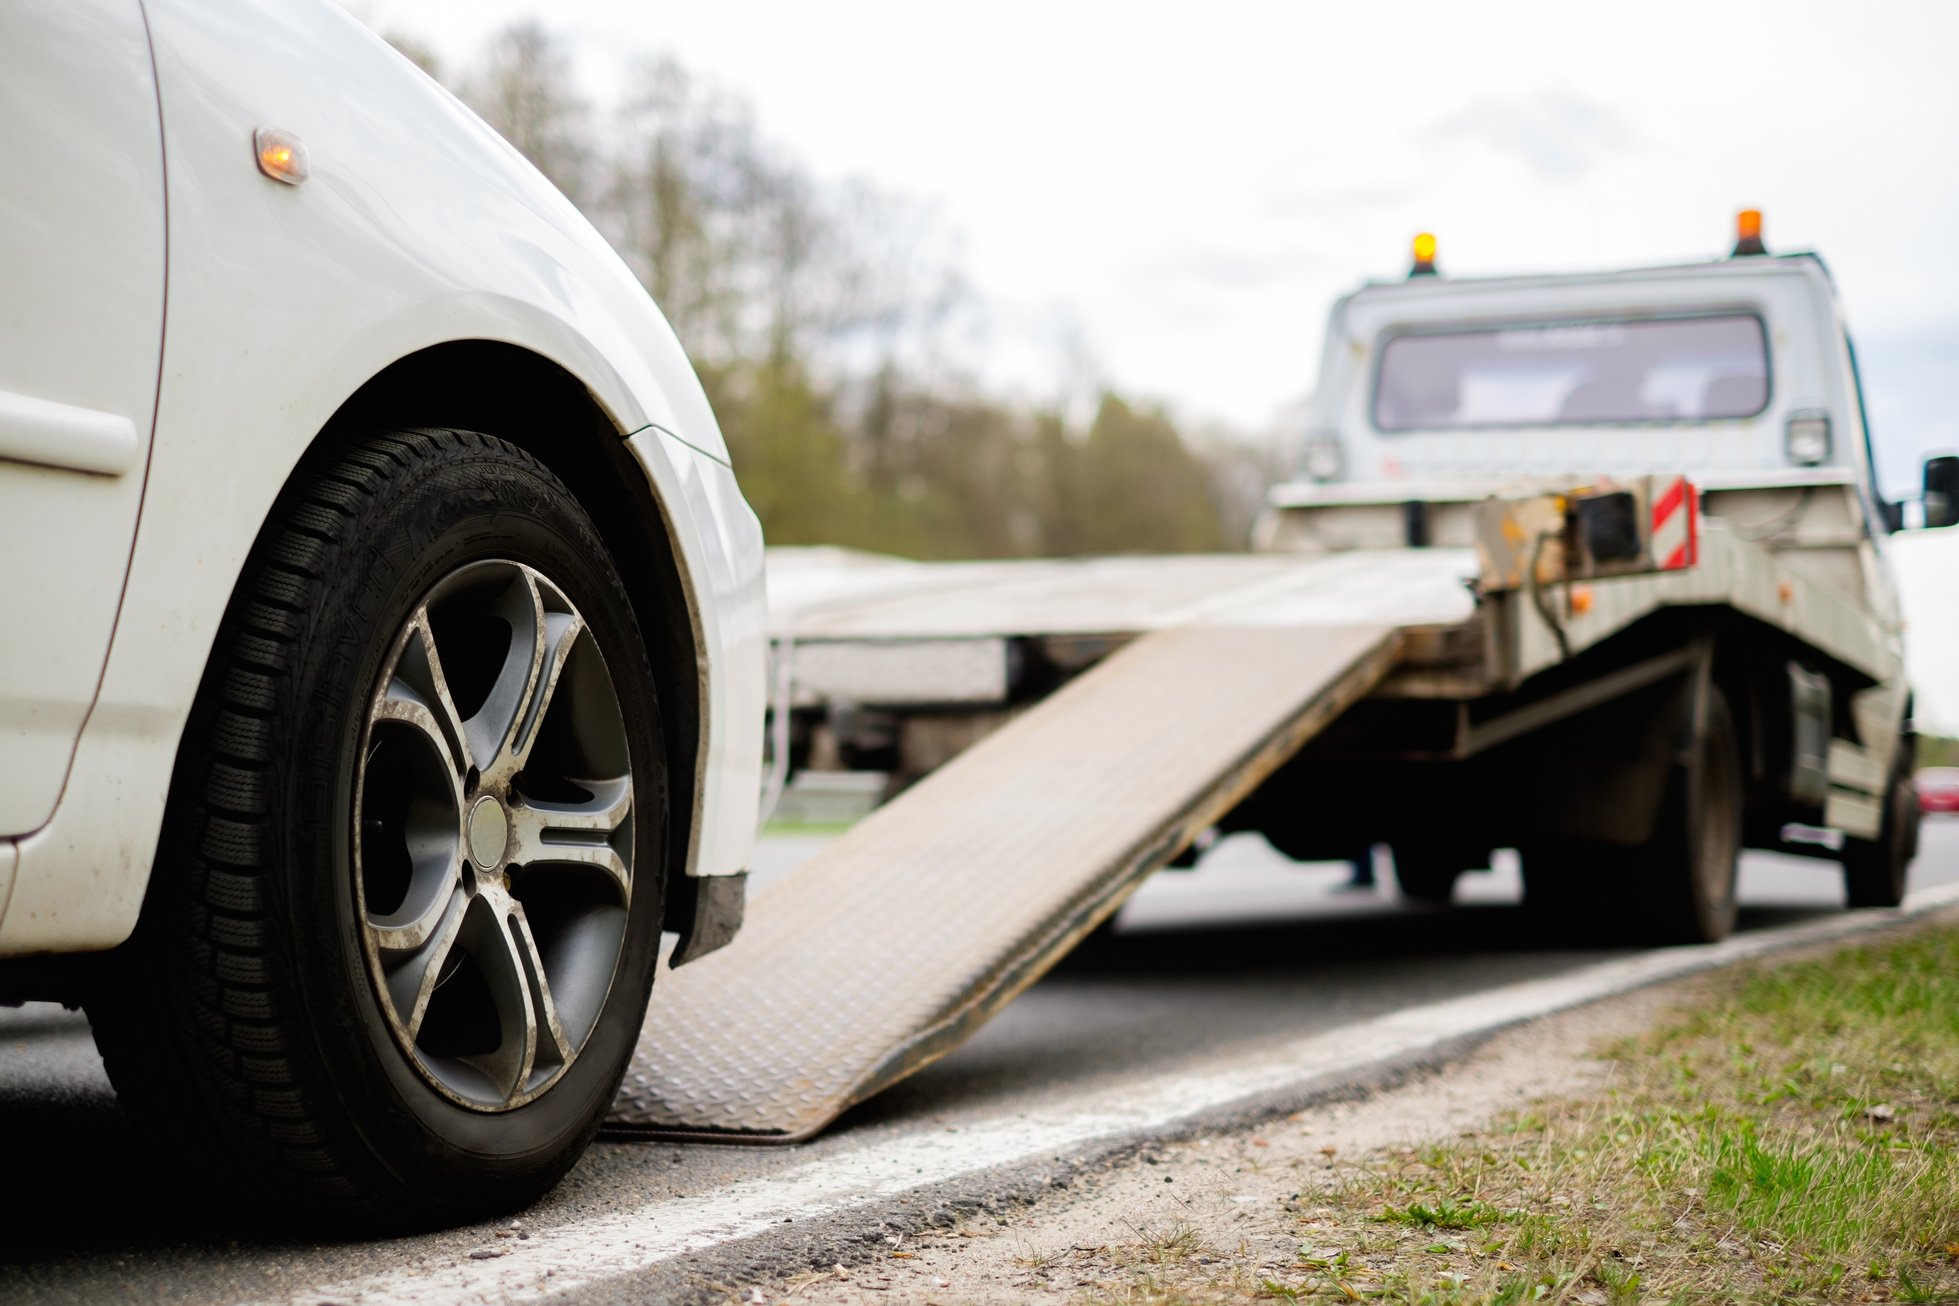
[1650,475,1699,571]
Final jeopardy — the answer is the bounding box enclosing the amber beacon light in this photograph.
[1732,208,1765,257]
[1409,231,1438,277]
[254,126,309,185]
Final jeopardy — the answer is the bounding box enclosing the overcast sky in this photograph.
[358,0,1959,728]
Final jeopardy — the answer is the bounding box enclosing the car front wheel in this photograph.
[89,429,666,1227]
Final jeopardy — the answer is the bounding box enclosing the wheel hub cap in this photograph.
[467,795,510,870]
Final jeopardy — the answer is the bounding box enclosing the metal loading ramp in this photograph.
[606,623,1401,1142]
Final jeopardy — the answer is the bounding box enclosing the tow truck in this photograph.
[605,213,1959,1144]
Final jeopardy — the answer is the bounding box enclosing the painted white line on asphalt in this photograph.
[260,883,1959,1306]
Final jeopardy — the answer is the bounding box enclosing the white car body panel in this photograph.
[0,0,167,834]
[0,0,764,954]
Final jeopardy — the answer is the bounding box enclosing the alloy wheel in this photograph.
[354,560,635,1110]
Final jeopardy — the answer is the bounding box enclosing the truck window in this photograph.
[1374,314,1769,431]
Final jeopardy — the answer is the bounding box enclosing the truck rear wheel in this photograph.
[1391,843,1467,905]
[1842,756,1918,909]
[1521,684,1741,945]
[1639,685,1742,944]
[1518,840,1608,930]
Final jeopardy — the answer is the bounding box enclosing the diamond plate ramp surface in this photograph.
[607,623,1400,1141]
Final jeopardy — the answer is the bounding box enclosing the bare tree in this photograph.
[422,18,1255,561]
[462,22,593,208]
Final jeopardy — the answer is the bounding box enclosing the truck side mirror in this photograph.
[1926,455,1959,529]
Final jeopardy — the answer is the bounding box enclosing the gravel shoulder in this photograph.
[735,986,1677,1303]
[741,909,1959,1306]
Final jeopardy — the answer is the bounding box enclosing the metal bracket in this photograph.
[666,872,746,968]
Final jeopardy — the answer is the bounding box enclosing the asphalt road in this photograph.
[3,819,1954,1303]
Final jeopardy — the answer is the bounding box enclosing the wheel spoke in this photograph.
[371,680,467,787]
[367,853,466,952]
[509,903,573,1080]
[470,576,584,786]
[381,617,473,778]
[507,775,633,897]
[510,609,583,774]
[373,884,468,1043]
[464,898,540,1103]
[461,577,543,779]
[411,616,476,775]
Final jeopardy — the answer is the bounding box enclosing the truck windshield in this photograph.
[1374,314,1768,431]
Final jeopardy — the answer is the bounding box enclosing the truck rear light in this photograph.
[1784,410,1831,465]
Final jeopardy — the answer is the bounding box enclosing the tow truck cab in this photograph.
[1300,251,1875,490]
[1260,236,1905,657]
[1268,219,1956,540]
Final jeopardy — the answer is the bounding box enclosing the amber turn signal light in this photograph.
[1732,208,1765,256]
[254,126,309,185]
[1409,231,1438,278]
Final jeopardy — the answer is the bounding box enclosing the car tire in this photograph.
[87,428,666,1228]
[1842,752,1918,909]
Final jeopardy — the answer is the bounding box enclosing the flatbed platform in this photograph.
[607,622,1400,1140]
[765,547,1479,640]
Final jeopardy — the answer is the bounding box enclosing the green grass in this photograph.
[1374,1200,1513,1232]
[1330,925,1959,1301]
[757,819,856,838]
[1917,734,1959,769]
[1082,922,1959,1305]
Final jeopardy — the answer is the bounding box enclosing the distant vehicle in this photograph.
[1918,768,1959,814]
[0,0,764,1225]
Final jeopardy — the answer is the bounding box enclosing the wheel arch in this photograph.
[316,341,707,921]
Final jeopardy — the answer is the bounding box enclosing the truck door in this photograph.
[0,1,167,834]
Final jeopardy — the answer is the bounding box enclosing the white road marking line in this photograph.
[255,883,1959,1306]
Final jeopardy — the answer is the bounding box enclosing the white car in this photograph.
[0,0,766,1223]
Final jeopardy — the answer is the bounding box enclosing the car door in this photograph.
[0,1,167,834]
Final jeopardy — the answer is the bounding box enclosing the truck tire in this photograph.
[1391,843,1466,905]
[87,430,667,1228]
[1518,839,1609,929]
[1639,684,1742,944]
[1842,757,1918,909]
[1521,685,1741,945]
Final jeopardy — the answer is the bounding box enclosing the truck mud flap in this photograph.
[605,623,1401,1142]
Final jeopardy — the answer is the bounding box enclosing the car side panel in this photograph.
[0,0,763,954]
[0,0,166,835]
